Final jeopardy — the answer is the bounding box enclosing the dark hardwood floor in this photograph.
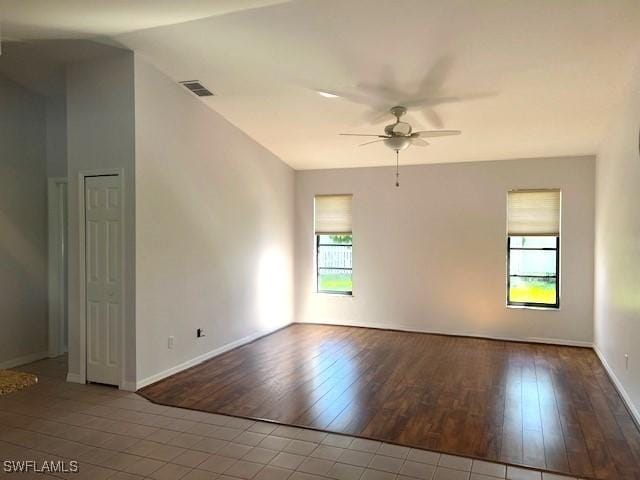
[139,324,640,479]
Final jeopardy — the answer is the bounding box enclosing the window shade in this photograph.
[314,194,352,234]
[508,189,561,236]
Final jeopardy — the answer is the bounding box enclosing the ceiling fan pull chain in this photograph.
[395,150,400,187]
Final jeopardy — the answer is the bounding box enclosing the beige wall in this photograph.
[0,74,49,367]
[594,61,640,420]
[295,156,595,345]
[134,59,295,385]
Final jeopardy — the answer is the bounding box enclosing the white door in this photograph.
[85,175,122,386]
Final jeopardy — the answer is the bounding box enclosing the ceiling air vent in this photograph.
[179,80,214,97]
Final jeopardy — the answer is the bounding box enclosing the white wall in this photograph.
[594,61,640,420]
[0,74,49,368]
[296,156,595,345]
[134,58,295,385]
[46,94,68,354]
[45,95,67,178]
[66,50,137,386]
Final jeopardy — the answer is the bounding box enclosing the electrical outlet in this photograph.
[625,353,629,370]
[168,336,175,349]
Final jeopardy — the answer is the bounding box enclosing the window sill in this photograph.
[507,304,559,311]
[315,292,353,297]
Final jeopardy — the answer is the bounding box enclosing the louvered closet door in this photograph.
[85,175,121,386]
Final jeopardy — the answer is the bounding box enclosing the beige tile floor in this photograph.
[0,356,585,480]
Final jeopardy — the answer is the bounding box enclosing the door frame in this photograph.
[77,168,127,388]
[48,177,68,358]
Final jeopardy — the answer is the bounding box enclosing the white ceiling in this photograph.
[0,0,291,39]
[3,0,640,169]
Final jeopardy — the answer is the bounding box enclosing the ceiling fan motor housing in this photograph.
[386,121,412,136]
[389,105,407,118]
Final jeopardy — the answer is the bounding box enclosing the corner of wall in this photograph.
[65,47,137,388]
[593,57,640,421]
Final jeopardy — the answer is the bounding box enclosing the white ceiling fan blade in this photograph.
[339,133,387,137]
[407,92,497,110]
[355,65,402,103]
[404,96,461,108]
[357,83,405,103]
[411,138,429,147]
[413,130,461,138]
[421,108,444,129]
[419,55,455,94]
[357,106,393,125]
[359,139,385,147]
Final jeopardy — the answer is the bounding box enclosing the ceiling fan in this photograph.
[340,105,461,187]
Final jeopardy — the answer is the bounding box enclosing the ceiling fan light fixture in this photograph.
[383,136,412,152]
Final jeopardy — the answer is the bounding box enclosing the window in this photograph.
[316,234,353,294]
[314,195,353,295]
[507,190,560,308]
[508,236,559,307]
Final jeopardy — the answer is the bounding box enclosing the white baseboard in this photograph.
[526,336,592,348]
[594,345,640,426]
[0,351,49,370]
[66,372,85,384]
[48,347,69,358]
[297,320,593,348]
[136,325,288,390]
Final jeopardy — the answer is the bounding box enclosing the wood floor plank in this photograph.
[139,324,640,480]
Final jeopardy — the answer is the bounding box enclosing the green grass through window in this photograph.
[509,277,556,305]
[318,273,352,293]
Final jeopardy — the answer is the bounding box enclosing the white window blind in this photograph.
[314,194,352,234]
[508,189,561,236]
